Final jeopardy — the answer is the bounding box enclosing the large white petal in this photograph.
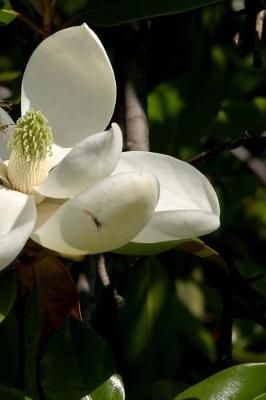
[37,123,123,198]
[31,172,159,255]
[0,187,36,270]
[113,152,220,243]
[21,24,116,147]
[0,107,15,161]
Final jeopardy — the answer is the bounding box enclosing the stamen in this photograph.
[7,110,53,194]
[8,109,53,161]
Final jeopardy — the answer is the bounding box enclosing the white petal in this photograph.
[37,123,123,198]
[31,172,159,255]
[133,210,220,243]
[47,144,71,171]
[21,23,116,147]
[113,152,220,243]
[0,187,36,270]
[0,107,15,161]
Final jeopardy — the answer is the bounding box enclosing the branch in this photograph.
[230,146,266,185]
[188,132,253,164]
[118,22,150,151]
[16,11,44,35]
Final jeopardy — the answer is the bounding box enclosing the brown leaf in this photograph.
[16,254,81,351]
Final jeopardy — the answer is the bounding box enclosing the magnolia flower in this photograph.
[0,24,220,271]
[0,24,159,270]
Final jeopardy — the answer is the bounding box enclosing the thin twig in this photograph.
[188,132,253,164]
[97,255,125,308]
[16,12,44,35]
[42,0,53,38]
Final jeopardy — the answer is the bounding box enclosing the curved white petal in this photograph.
[0,187,36,270]
[47,144,71,171]
[21,23,116,147]
[37,123,123,198]
[113,152,220,243]
[0,107,15,161]
[31,172,159,255]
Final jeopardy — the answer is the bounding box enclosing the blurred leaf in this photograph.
[128,380,188,400]
[0,311,19,386]
[175,298,215,359]
[210,97,266,138]
[91,374,125,400]
[84,0,224,26]
[24,292,41,400]
[0,269,17,323]
[0,1,17,24]
[41,318,117,400]
[115,257,183,385]
[0,385,31,399]
[0,70,21,81]
[175,363,266,399]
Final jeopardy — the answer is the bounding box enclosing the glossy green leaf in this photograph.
[0,269,17,323]
[128,380,188,400]
[0,385,31,399]
[175,363,266,400]
[0,1,17,24]
[84,0,224,26]
[91,374,125,400]
[0,312,19,386]
[41,318,117,400]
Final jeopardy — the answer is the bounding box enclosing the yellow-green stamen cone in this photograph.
[7,110,53,194]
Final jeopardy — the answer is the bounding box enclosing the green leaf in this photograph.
[84,0,224,26]
[0,385,31,399]
[115,238,226,269]
[0,311,19,386]
[0,0,17,24]
[0,269,17,323]
[114,240,181,256]
[115,257,183,384]
[128,380,188,400]
[174,363,266,400]
[41,318,117,400]
[91,374,125,400]
[175,238,227,268]
[0,70,21,81]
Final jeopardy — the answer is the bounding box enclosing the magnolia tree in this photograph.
[0,1,265,400]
